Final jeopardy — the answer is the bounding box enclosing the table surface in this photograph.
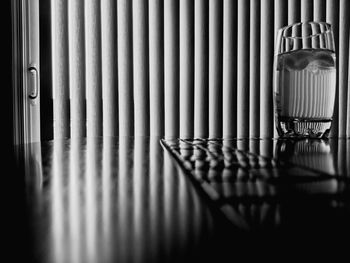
[20,137,350,262]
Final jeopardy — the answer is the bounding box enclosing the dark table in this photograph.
[18,137,350,262]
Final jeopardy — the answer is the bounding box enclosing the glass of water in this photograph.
[274,22,336,138]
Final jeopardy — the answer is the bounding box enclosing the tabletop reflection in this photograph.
[25,137,216,263]
[22,137,350,262]
[162,138,350,231]
[275,139,336,175]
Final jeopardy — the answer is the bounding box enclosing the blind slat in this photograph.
[274,0,288,48]
[117,0,134,136]
[326,0,339,137]
[314,0,326,21]
[85,0,102,137]
[194,0,209,138]
[301,1,313,50]
[52,0,69,138]
[260,0,274,138]
[288,0,300,24]
[337,138,346,176]
[347,141,350,176]
[301,0,313,22]
[222,0,237,138]
[164,0,179,139]
[101,0,118,137]
[68,0,85,138]
[237,0,250,138]
[149,0,164,136]
[249,0,260,138]
[338,0,350,137]
[274,0,288,138]
[133,0,149,136]
[180,0,194,138]
[347,33,350,136]
[209,0,222,138]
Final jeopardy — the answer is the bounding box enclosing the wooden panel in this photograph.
[180,0,194,138]
[209,0,223,138]
[222,0,237,138]
[117,0,134,136]
[194,0,209,138]
[133,0,150,135]
[164,0,179,139]
[101,0,118,137]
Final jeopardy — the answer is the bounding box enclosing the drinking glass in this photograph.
[274,22,336,138]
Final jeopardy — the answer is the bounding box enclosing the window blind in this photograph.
[250,0,261,139]
[85,0,103,137]
[209,0,223,138]
[222,0,237,138]
[101,0,118,137]
[194,0,208,139]
[237,0,250,138]
[51,0,69,138]
[149,0,164,136]
[164,0,179,139]
[48,0,350,139]
[69,0,86,138]
[179,0,194,138]
[326,0,339,137]
[117,0,133,136]
[339,0,350,138]
[133,0,150,136]
[260,0,274,138]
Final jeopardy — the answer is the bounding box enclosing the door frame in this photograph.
[12,0,41,145]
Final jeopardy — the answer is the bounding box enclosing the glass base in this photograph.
[276,117,332,139]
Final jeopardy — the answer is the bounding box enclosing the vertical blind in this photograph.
[48,0,350,139]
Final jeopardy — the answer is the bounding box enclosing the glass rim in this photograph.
[279,21,332,40]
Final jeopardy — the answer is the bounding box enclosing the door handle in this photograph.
[28,66,38,99]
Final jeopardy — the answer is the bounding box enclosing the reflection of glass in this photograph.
[274,22,336,138]
[275,139,336,175]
